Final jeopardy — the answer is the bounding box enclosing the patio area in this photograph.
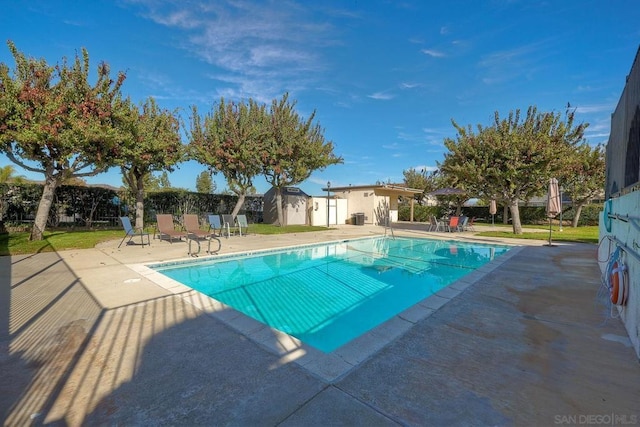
[1,224,638,426]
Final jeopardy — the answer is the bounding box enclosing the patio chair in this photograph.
[156,214,188,243]
[184,213,221,255]
[221,214,238,238]
[446,216,459,232]
[118,216,150,248]
[208,214,223,237]
[236,214,249,236]
[429,215,444,232]
[457,216,468,232]
[466,216,476,231]
[183,214,211,240]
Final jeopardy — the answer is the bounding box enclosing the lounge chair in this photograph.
[457,216,468,232]
[208,214,223,237]
[446,216,459,232]
[183,214,211,240]
[156,214,188,243]
[118,216,150,248]
[236,214,249,236]
[429,215,444,232]
[184,213,221,254]
[221,214,238,238]
[466,216,476,231]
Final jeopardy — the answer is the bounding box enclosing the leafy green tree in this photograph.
[440,106,587,234]
[262,93,342,225]
[0,41,127,240]
[403,168,437,205]
[189,98,266,217]
[118,97,183,229]
[0,165,26,184]
[559,143,605,227]
[158,171,172,190]
[195,170,216,194]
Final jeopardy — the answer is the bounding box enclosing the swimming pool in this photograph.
[151,237,511,353]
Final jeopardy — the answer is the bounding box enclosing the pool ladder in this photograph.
[383,218,395,239]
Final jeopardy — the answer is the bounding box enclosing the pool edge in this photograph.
[127,239,524,383]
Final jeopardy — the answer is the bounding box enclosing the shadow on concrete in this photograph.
[2,242,639,426]
[1,251,328,425]
[1,251,103,426]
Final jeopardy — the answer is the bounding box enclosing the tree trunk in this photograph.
[30,174,60,241]
[135,175,145,230]
[509,201,523,234]
[571,203,584,228]
[231,193,246,218]
[503,205,509,224]
[275,187,284,226]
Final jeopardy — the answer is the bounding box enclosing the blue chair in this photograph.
[119,216,151,248]
[208,214,223,237]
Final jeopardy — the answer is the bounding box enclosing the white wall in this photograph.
[599,190,640,358]
[308,197,347,226]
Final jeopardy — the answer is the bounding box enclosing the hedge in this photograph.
[398,202,603,226]
[0,183,263,230]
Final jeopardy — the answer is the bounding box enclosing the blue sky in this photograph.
[1,0,639,196]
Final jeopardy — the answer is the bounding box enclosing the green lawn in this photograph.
[0,223,598,256]
[0,224,332,256]
[475,225,599,244]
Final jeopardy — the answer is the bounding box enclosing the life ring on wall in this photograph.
[609,261,628,306]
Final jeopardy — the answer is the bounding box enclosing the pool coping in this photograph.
[127,237,525,382]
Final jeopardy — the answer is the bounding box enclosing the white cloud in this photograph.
[574,103,615,114]
[421,49,445,58]
[368,91,395,100]
[130,0,340,101]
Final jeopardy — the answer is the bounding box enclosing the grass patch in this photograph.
[247,224,330,235]
[476,225,599,244]
[0,224,331,256]
[0,230,125,256]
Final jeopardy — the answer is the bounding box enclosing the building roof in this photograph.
[322,184,423,197]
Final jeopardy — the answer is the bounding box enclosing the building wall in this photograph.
[308,197,348,226]
[599,194,640,357]
[606,48,640,197]
[600,45,640,359]
[263,187,308,225]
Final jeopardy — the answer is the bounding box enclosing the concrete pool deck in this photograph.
[1,224,639,425]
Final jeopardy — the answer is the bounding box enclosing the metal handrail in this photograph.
[604,234,640,263]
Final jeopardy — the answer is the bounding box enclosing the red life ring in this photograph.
[609,261,628,306]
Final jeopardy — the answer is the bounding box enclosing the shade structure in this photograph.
[428,188,465,196]
[545,178,561,246]
[546,178,561,218]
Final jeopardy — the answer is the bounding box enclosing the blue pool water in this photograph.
[152,237,510,352]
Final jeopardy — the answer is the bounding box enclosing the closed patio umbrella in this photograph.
[489,199,497,226]
[546,178,561,246]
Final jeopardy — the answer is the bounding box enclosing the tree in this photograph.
[261,93,342,225]
[189,98,266,217]
[0,41,127,240]
[195,170,216,194]
[119,97,183,229]
[560,143,605,227]
[158,171,172,189]
[0,165,26,184]
[403,168,436,205]
[440,106,587,234]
